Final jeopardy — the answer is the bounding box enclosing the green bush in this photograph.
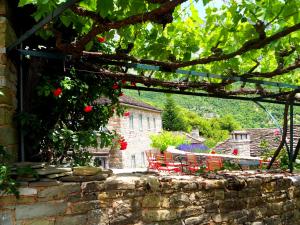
[0,146,19,197]
[150,131,188,152]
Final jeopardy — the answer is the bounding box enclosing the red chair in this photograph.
[206,156,223,171]
[164,152,182,167]
[145,150,159,170]
[185,154,204,174]
[156,154,181,173]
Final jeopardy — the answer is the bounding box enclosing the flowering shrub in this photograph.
[123,111,130,117]
[97,36,106,43]
[52,87,62,97]
[232,148,239,155]
[150,131,188,152]
[84,105,93,113]
[177,143,209,152]
[18,66,125,164]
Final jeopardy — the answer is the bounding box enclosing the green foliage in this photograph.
[260,139,289,170]
[72,148,93,166]
[125,90,300,129]
[150,131,188,152]
[162,96,187,131]
[18,0,300,86]
[0,146,19,197]
[17,65,123,164]
[222,160,241,171]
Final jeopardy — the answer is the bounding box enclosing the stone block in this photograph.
[86,209,108,225]
[262,182,276,193]
[142,209,177,222]
[60,173,108,182]
[176,206,204,218]
[15,201,68,220]
[19,188,37,196]
[17,218,55,225]
[0,106,14,125]
[202,179,225,190]
[0,125,17,145]
[81,181,105,193]
[184,215,207,225]
[212,213,229,223]
[55,215,87,225]
[0,195,36,206]
[219,199,247,213]
[246,178,262,188]
[0,210,14,225]
[105,179,136,190]
[266,202,284,216]
[141,175,160,191]
[0,17,16,47]
[214,189,225,200]
[142,194,161,208]
[29,180,62,187]
[38,183,81,200]
[67,200,101,214]
[35,166,72,176]
[169,193,190,207]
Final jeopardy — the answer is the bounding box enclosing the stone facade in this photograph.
[0,0,18,161]
[108,106,162,168]
[92,95,162,169]
[1,172,300,225]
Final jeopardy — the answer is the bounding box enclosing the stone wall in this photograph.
[0,0,18,161]
[1,172,300,225]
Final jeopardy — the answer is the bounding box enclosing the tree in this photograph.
[162,96,186,131]
[17,0,300,96]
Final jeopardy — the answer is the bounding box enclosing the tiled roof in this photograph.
[96,95,161,112]
[215,126,300,157]
[119,95,161,112]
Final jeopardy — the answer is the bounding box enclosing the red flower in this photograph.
[120,141,127,150]
[130,81,136,87]
[121,80,127,85]
[97,36,106,43]
[232,149,239,155]
[52,87,62,97]
[274,129,280,136]
[84,105,93,113]
[118,136,128,150]
[119,92,124,97]
[112,83,119,90]
[211,149,216,154]
[123,112,130,117]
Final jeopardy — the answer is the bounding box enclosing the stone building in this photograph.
[0,0,18,161]
[92,95,162,169]
[215,125,300,157]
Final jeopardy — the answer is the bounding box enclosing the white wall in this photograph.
[119,107,162,168]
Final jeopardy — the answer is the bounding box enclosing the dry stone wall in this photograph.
[1,172,300,225]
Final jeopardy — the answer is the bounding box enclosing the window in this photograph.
[153,117,156,130]
[141,152,145,166]
[147,117,150,130]
[129,114,134,130]
[131,154,136,168]
[139,114,143,131]
[94,157,108,168]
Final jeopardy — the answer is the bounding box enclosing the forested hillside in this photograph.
[125,90,300,128]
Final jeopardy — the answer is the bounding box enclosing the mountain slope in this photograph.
[124,90,300,128]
